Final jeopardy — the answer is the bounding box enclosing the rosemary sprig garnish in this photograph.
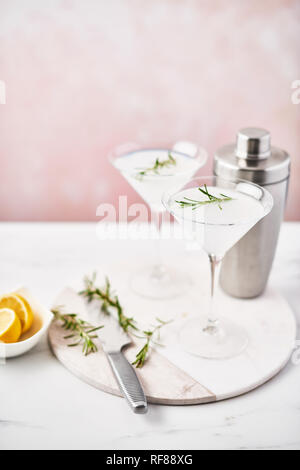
[132,318,172,368]
[136,152,176,179]
[51,307,103,355]
[176,184,233,211]
[79,273,137,332]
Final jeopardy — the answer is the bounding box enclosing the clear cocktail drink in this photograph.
[110,145,207,299]
[163,176,273,359]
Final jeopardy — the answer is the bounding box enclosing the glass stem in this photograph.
[151,211,166,280]
[204,254,223,334]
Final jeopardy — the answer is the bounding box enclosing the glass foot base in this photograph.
[130,265,191,300]
[180,316,248,359]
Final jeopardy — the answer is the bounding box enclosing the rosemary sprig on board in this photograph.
[79,273,137,332]
[176,184,233,211]
[52,274,172,366]
[51,307,103,356]
[136,152,176,179]
[132,318,172,368]
[79,274,172,368]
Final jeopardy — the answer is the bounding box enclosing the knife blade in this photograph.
[96,315,148,414]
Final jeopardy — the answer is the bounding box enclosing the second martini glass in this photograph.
[110,143,207,299]
[163,176,273,358]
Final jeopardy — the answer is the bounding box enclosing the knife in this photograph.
[96,315,148,414]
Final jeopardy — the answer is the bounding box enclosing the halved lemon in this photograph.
[0,294,33,333]
[0,308,22,343]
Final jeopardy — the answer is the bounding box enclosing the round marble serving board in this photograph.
[48,279,296,405]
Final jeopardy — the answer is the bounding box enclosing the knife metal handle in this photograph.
[107,351,148,414]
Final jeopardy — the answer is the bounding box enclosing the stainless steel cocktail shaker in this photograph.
[213,128,290,298]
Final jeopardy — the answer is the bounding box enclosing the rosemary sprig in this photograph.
[69,274,173,367]
[176,184,233,211]
[79,273,137,332]
[136,152,176,179]
[51,307,103,356]
[132,318,172,368]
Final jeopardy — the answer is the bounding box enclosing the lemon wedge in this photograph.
[15,294,34,332]
[0,294,33,333]
[0,308,22,343]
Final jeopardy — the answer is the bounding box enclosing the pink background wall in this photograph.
[0,0,299,221]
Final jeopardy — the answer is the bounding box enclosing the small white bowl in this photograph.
[0,287,53,359]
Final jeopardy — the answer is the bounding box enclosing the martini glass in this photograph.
[110,142,207,299]
[162,176,273,358]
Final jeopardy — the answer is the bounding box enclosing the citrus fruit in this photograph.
[0,308,22,343]
[0,294,33,333]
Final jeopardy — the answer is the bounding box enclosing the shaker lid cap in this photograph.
[214,127,290,185]
[236,127,271,160]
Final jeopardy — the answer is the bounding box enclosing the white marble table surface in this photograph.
[0,222,299,450]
